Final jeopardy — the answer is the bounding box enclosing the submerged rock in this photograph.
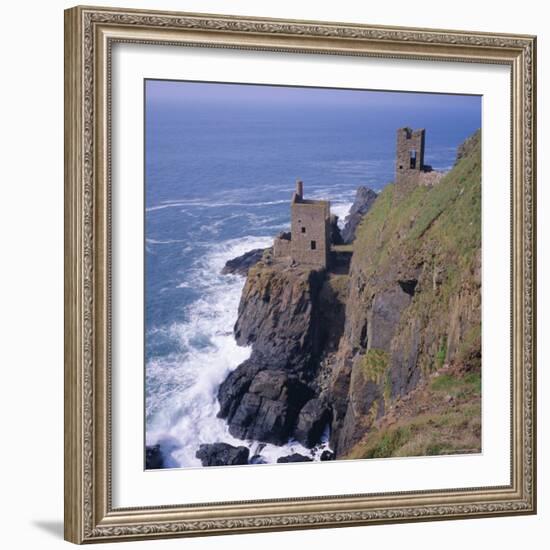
[195,443,250,467]
[277,453,313,463]
[145,444,164,469]
[341,187,378,243]
[221,248,268,276]
[249,454,268,464]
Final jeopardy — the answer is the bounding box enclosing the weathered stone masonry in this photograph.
[274,180,331,269]
[396,127,425,183]
[395,127,445,187]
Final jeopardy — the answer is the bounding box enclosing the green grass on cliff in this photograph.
[353,130,481,284]
[430,371,481,397]
[346,402,482,459]
[351,130,481,378]
[345,371,482,460]
[359,349,390,384]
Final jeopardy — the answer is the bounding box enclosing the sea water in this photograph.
[145,87,481,468]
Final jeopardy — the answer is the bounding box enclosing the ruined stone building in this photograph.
[395,127,443,187]
[273,180,331,269]
[395,127,426,184]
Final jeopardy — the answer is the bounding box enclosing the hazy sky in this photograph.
[146,79,481,113]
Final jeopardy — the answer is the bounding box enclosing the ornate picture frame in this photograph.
[64,5,536,544]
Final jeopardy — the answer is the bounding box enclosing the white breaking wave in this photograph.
[331,202,353,228]
[146,238,188,245]
[146,235,331,468]
[146,199,289,212]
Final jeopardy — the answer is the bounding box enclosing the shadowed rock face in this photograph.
[330,214,344,245]
[341,187,378,243]
[219,369,313,444]
[195,443,249,466]
[293,398,332,448]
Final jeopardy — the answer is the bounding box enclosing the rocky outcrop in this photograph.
[195,443,250,466]
[233,264,326,366]
[222,248,268,276]
[218,365,313,444]
[341,187,378,243]
[218,263,330,445]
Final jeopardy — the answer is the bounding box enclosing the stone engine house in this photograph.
[395,127,426,183]
[273,180,331,269]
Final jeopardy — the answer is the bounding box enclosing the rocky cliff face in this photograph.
[216,130,482,461]
[341,186,378,243]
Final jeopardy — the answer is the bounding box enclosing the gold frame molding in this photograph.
[64,5,537,544]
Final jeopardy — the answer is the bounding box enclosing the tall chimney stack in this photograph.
[295,179,304,200]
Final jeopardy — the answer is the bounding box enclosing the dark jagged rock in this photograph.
[145,444,164,469]
[219,366,313,445]
[341,187,378,243]
[233,264,326,365]
[320,450,335,461]
[217,359,261,421]
[195,443,250,467]
[330,214,344,245]
[277,453,313,463]
[221,248,268,276]
[293,398,331,448]
[228,392,287,443]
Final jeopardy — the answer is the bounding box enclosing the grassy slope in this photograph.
[346,368,481,458]
[353,130,481,297]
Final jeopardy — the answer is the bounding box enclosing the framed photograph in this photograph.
[64,5,537,544]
